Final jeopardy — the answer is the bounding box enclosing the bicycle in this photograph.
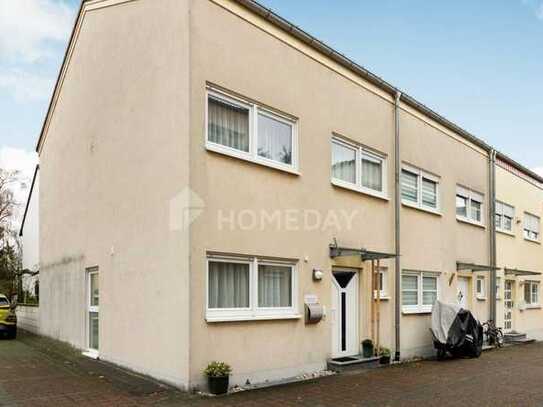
[483,320,504,348]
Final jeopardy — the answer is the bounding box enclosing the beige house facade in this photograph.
[33,0,543,391]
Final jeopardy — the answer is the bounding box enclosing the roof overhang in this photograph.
[504,267,541,277]
[456,262,501,272]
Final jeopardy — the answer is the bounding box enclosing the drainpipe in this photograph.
[489,149,497,322]
[394,91,402,362]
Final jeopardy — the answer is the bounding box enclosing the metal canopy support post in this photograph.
[376,259,381,357]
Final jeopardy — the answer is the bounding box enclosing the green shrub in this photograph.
[379,346,391,357]
[204,361,232,377]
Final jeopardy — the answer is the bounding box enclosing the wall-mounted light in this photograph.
[313,269,324,281]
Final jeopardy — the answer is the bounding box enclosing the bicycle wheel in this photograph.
[496,330,504,348]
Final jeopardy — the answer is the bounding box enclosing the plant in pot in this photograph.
[379,347,391,365]
[204,361,232,395]
[361,339,374,358]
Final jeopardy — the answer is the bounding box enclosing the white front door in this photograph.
[504,280,514,332]
[331,271,359,358]
[457,277,469,309]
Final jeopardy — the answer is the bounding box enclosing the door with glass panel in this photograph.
[331,270,359,358]
[504,280,514,332]
[87,268,99,354]
[457,277,470,309]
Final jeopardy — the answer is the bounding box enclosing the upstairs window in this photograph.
[401,165,439,212]
[331,137,387,198]
[523,213,540,242]
[495,201,514,233]
[456,186,484,225]
[206,88,298,172]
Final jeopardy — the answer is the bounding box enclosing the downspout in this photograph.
[489,149,497,322]
[394,91,402,361]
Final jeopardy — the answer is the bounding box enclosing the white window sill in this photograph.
[401,200,441,217]
[373,294,390,300]
[497,228,515,237]
[524,237,541,245]
[331,179,389,201]
[524,304,541,310]
[206,142,301,176]
[476,296,487,301]
[402,306,433,315]
[206,314,302,323]
[82,350,99,359]
[456,216,485,229]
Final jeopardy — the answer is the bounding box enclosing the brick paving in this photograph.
[2,331,543,406]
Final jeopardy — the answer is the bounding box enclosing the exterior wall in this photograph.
[16,305,40,334]
[22,170,40,295]
[39,0,190,388]
[188,0,396,389]
[495,164,543,339]
[187,0,490,387]
[399,110,490,358]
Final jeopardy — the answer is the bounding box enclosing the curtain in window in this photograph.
[208,97,250,152]
[361,156,382,191]
[258,265,292,307]
[422,179,437,208]
[402,275,418,305]
[401,171,418,203]
[208,262,250,308]
[332,142,356,183]
[422,277,437,305]
[257,113,293,164]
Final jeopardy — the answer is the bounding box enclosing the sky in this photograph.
[1,0,543,214]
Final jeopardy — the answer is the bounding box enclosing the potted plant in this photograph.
[204,361,232,395]
[379,347,391,365]
[361,339,374,358]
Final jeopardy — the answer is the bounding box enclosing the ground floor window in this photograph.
[206,254,297,321]
[476,275,486,299]
[87,267,99,353]
[401,271,438,313]
[524,281,540,306]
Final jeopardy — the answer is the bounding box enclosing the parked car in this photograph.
[0,294,17,339]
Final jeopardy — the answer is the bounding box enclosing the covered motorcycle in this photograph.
[430,300,483,359]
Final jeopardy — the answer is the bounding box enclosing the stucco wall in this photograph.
[496,165,543,338]
[187,0,490,387]
[16,305,40,334]
[39,0,190,388]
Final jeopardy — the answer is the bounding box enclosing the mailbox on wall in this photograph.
[305,303,323,324]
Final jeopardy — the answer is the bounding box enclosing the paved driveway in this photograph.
[2,331,543,406]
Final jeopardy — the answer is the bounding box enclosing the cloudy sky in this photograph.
[1,0,543,215]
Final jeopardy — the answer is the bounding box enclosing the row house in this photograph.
[26,0,543,391]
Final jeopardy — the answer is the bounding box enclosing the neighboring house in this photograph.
[494,160,543,339]
[19,165,40,298]
[32,0,543,391]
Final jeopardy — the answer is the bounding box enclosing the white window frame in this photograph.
[330,136,388,200]
[496,276,502,300]
[523,212,540,243]
[205,87,299,174]
[401,271,439,314]
[456,185,485,226]
[524,280,540,307]
[401,164,440,214]
[495,201,515,234]
[475,275,486,300]
[205,254,299,322]
[84,267,99,358]
[373,267,389,299]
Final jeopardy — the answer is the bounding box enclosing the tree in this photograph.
[0,169,22,296]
